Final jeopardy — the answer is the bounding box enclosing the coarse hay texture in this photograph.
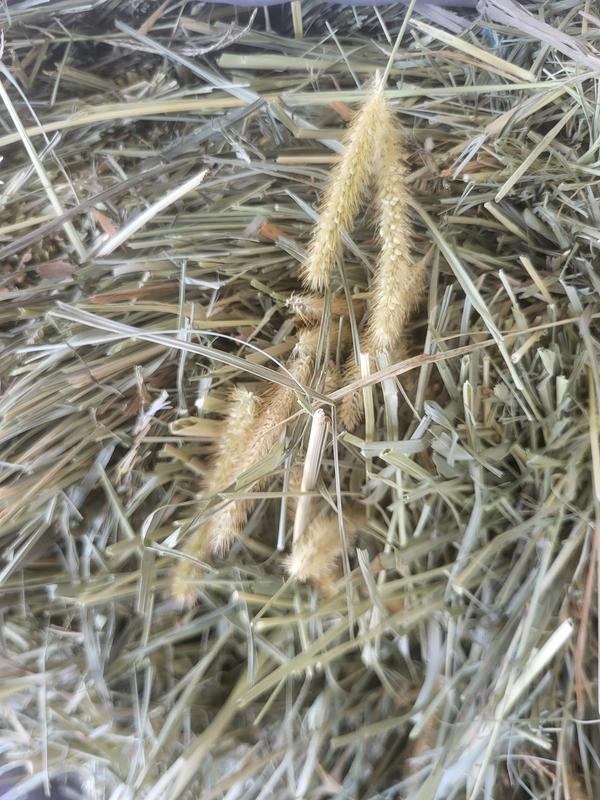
[0,1,599,799]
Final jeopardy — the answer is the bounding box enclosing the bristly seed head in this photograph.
[286,510,362,596]
[300,84,387,292]
[170,387,259,606]
[366,100,423,353]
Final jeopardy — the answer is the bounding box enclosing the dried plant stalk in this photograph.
[367,101,422,352]
[292,408,330,547]
[286,510,362,595]
[285,463,305,517]
[301,86,387,291]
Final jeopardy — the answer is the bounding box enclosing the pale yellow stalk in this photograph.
[292,408,330,547]
[301,86,387,291]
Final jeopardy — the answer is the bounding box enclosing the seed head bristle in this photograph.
[208,498,254,556]
[169,528,211,608]
[403,710,439,783]
[324,360,342,395]
[367,101,422,352]
[287,292,362,324]
[301,86,387,292]
[564,772,587,800]
[170,387,259,605]
[207,387,260,493]
[208,335,317,555]
[286,510,362,595]
[338,358,365,432]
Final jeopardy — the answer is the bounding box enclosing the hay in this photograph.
[0,1,598,798]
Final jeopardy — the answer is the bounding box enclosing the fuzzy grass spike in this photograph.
[367,99,422,352]
[287,292,363,324]
[170,387,259,605]
[208,330,317,555]
[301,86,387,291]
[286,510,362,595]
